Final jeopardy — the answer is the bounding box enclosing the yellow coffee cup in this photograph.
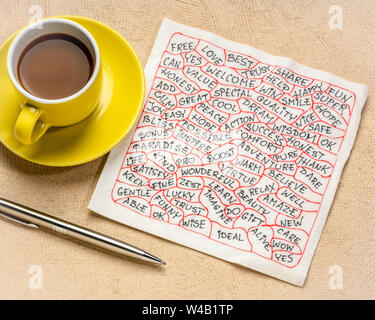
[7,18,102,145]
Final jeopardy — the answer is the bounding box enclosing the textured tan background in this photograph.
[0,0,374,299]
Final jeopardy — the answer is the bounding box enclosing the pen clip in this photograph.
[0,211,39,229]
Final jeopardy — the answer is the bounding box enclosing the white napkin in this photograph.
[89,18,368,286]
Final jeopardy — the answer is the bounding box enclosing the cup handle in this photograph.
[14,105,50,145]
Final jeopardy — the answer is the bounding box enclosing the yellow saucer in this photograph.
[0,16,145,166]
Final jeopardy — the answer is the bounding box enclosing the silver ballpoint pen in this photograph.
[0,198,166,265]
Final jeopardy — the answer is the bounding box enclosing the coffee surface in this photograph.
[17,33,94,100]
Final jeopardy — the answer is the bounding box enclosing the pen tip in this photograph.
[142,251,166,265]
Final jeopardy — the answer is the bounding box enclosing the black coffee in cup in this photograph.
[17,33,94,100]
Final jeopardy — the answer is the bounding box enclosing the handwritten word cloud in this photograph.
[90,19,368,286]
